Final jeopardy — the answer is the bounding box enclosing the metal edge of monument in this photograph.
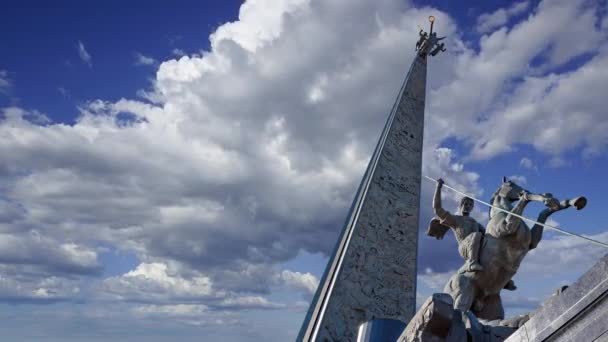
[297,16,445,342]
[298,16,608,342]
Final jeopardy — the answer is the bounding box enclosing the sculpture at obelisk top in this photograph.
[416,16,447,58]
[401,177,588,341]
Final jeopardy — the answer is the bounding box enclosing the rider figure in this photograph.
[416,29,428,51]
[432,178,485,273]
[430,42,446,56]
[431,178,517,290]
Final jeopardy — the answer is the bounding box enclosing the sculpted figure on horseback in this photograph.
[431,176,586,321]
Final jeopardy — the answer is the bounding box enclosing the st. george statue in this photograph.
[400,176,587,341]
[431,176,583,320]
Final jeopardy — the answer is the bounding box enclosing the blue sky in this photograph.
[1,0,608,340]
[1,1,242,123]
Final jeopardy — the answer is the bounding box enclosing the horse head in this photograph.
[497,176,526,202]
[489,176,527,218]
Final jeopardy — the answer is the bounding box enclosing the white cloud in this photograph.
[508,174,527,185]
[100,262,215,302]
[519,157,538,171]
[217,295,285,310]
[134,52,157,66]
[471,51,608,159]
[0,271,82,303]
[477,1,530,34]
[0,70,11,94]
[209,0,310,53]
[172,48,186,57]
[519,231,608,278]
[99,261,290,311]
[430,0,608,161]
[278,270,319,295]
[1,0,607,338]
[1,106,50,125]
[77,40,92,67]
[0,232,101,275]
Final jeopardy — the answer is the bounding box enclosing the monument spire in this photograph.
[298,17,445,341]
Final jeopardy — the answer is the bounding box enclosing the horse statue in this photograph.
[443,176,586,321]
[401,177,588,341]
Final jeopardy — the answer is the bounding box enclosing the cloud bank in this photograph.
[1,0,607,339]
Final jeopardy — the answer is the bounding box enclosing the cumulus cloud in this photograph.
[477,1,530,34]
[100,262,214,303]
[278,270,319,295]
[0,269,82,303]
[429,0,608,161]
[519,157,538,171]
[217,295,286,310]
[77,40,92,67]
[519,231,608,278]
[0,232,101,275]
[134,52,157,66]
[0,70,11,94]
[508,174,527,185]
[471,51,608,159]
[1,0,607,339]
[99,261,305,312]
[172,48,186,57]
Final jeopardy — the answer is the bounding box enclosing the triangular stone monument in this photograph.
[298,17,445,342]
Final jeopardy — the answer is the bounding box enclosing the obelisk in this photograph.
[298,17,444,341]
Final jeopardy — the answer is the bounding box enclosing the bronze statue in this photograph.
[444,177,583,320]
[401,176,587,341]
[430,42,446,56]
[430,179,485,273]
[416,29,428,51]
[416,16,446,57]
[428,179,518,291]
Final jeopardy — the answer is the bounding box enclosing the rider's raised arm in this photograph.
[433,178,457,227]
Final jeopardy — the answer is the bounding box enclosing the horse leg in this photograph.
[530,197,587,249]
[474,293,504,321]
[528,208,552,250]
[529,200,572,249]
[503,194,530,235]
[444,273,476,312]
